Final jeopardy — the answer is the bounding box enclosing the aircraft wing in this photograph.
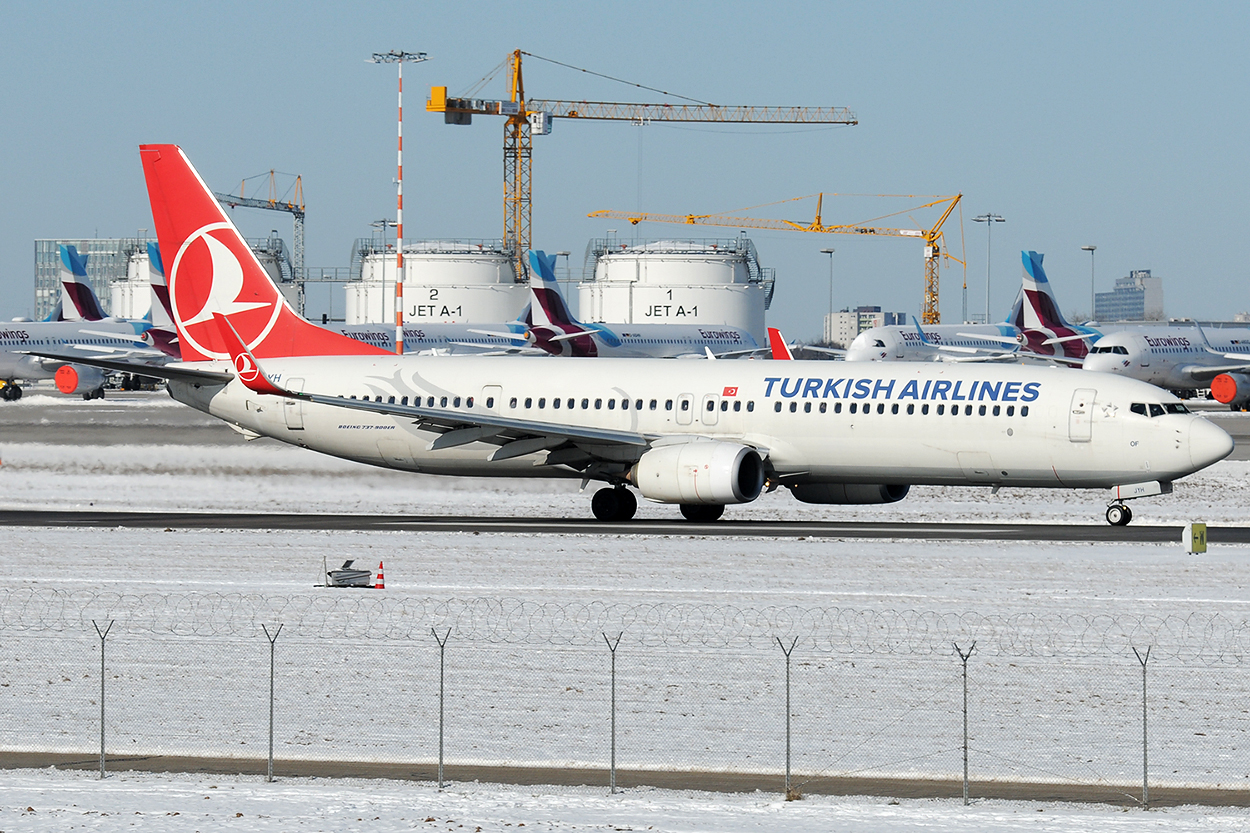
[24,351,235,384]
[1184,362,1250,383]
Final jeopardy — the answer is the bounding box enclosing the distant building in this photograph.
[823,305,906,346]
[1094,269,1164,321]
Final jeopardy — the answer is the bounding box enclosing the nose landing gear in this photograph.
[1105,503,1133,526]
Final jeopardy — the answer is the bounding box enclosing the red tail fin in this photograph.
[767,327,794,360]
[139,144,388,362]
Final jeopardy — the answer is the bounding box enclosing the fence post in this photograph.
[262,624,283,782]
[92,620,114,780]
[1133,646,1151,807]
[775,636,799,799]
[432,628,451,790]
[603,632,622,794]
[954,641,976,806]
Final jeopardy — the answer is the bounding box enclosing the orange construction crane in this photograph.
[590,193,963,324]
[427,50,857,276]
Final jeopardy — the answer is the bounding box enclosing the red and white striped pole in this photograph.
[395,61,404,355]
[370,50,428,355]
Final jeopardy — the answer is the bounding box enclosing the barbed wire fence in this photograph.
[1,590,1249,803]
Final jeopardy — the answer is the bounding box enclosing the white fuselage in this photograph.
[168,356,1232,492]
[846,325,1021,362]
[0,320,151,382]
[1083,328,1250,390]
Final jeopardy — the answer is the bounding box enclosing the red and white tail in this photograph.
[139,144,388,362]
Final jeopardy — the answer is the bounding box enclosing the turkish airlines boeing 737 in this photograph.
[55,144,1233,525]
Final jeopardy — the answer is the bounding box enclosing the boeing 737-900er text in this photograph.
[50,144,1233,525]
[846,251,1099,365]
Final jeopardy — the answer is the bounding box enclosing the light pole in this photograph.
[370,50,429,355]
[972,213,1005,323]
[1082,245,1097,321]
[820,248,835,343]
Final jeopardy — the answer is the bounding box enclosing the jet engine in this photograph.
[54,364,106,397]
[1210,373,1250,409]
[788,483,911,505]
[630,441,764,505]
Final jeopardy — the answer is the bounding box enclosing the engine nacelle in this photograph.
[1211,373,1250,407]
[630,441,764,505]
[788,483,911,505]
[54,364,106,395]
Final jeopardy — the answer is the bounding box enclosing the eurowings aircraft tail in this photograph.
[59,245,108,322]
[527,250,579,328]
[139,144,388,361]
[144,242,181,358]
[1009,251,1090,361]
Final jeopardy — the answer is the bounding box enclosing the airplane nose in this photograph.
[1189,417,1235,469]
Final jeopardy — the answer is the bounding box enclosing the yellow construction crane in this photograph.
[590,193,963,324]
[214,170,306,275]
[427,50,857,276]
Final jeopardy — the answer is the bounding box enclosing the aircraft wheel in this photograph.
[0,386,12,402]
[615,488,637,521]
[1106,504,1132,526]
[680,504,725,522]
[592,487,623,521]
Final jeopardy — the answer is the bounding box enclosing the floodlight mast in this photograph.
[370,50,429,355]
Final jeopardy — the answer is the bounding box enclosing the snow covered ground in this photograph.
[2,391,1249,829]
[4,768,1249,833]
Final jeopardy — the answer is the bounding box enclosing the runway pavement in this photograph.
[1,508,1245,542]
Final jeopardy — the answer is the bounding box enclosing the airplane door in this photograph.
[676,393,694,425]
[283,378,305,430]
[701,393,720,426]
[1068,388,1095,443]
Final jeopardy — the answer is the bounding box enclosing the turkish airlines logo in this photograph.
[723,386,738,397]
[233,352,261,383]
[169,222,282,360]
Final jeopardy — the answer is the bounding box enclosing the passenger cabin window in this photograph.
[680,400,689,411]
[538,398,546,408]
[440,396,448,407]
[774,402,783,413]
[453,397,461,408]
[707,400,716,412]
[510,397,518,408]
[595,398,602,409]
[746,402,754,412]
[485,397,493,408]
[525,397,533,408]
[665,400,673,411]
[582,398,590,409]
[567,398,574,409]
[734,401,742,412]
[553,398,561,409]
[635,399,643,410]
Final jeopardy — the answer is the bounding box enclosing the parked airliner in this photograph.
[846,251,1099,364]
[1084,326,1250,409]
[53,144,1233,526]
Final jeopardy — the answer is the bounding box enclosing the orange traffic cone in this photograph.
[375,560,385,590]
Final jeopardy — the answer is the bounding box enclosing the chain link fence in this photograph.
[1,590,1248,802]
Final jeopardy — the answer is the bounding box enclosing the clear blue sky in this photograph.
[1,0,1246,338]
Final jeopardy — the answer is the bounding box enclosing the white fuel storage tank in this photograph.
[345,240,529,325]
[577,238,774,342]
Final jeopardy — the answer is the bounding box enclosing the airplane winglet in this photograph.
[767,327,794,360]
[212,313,291,396]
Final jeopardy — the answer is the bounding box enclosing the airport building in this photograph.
[824,306,907,347]
[1094,269,1165,322]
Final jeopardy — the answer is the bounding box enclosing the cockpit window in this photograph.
[1130,403,1147,416]
[873,339,886,348]
[1148,403,1165,417]
[1165,403,1189,414]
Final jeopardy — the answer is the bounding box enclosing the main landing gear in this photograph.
[591,487,637,522]
[1105,503,1133,526]
[0,383,22,402]
[680,504,725,522]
